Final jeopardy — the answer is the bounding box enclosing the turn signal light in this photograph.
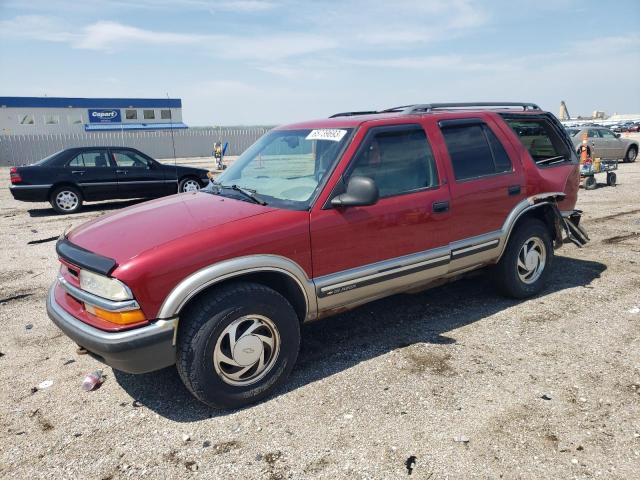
[84,304,146,325]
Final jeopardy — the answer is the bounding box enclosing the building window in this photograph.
[143,109,155,120]
[44,114,59,125]
[69,115,83,125]
[125,109,138,120]
[160,109,172,120]
[19,114,34,125]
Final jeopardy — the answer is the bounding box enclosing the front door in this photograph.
[110,149,167,198]
[66,148,118,201]
[598,128,623,159]
[310,123,453,313]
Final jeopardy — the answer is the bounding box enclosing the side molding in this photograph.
[156,255,317,321]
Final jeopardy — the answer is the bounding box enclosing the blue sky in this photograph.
[1,0,639,125]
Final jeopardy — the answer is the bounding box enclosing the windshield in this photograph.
[33,150,64,166]
[211,128,354,209]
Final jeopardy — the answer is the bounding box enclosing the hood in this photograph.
[67,192,275,265]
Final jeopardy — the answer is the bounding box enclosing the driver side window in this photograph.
[112,150,151,168]
[347,126,438,198]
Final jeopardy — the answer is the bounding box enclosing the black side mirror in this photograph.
[331,176,379,207]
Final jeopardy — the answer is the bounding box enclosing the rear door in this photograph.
[66,149,118,200]
[434,116,525,270]
[587,129,607,158]
[110,149,168,198]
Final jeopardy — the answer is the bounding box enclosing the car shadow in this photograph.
[113,255,606,422]
[27,199,148,217]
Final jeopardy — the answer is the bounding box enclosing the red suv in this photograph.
[47,102,589,408]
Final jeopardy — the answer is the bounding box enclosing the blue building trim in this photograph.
[84,122,188,131]
[0,97,181,109]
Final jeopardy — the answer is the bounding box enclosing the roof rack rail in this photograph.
[329,102,541,119]
[383,102,541,115]
[329,110,379,118]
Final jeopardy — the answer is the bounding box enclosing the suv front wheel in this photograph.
[176,282,300,409]
[494,219,554,299]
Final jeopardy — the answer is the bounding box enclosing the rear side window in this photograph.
[68,150,110,168]
[441,124,512,181]
[504,118,572,166]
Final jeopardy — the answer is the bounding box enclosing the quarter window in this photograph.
[160,109,172,120]
[125,109,138,120]
[348,127,438,198]
[441,123,512,181]
[143,109,155,120]
[503,118,573,166]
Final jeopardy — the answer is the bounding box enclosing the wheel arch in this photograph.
[48,182,83,199]
[497,194,565,262]
[157,255,317,323]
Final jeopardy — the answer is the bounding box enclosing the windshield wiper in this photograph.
[211,182,267,206]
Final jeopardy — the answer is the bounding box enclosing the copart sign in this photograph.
[88,109,122,123]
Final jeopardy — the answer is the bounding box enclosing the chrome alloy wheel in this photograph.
[517,237,546,284]
[55,190,79,212]
[182,179,201,192]
[213,315,281,386]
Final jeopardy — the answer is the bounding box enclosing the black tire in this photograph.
[178,176,202,193]
[49,185,83,214]
[494,219,554,299]
[606,171,617,187]
[625,146,637,163]
[582,176,596,190]
[176,282,300,409]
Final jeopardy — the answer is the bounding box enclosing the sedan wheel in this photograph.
[626,147,637,163]
[179,178,201,193]
[50,186,83,214]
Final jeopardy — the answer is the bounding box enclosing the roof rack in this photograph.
[329,102,541,118]
[329,110,379,118]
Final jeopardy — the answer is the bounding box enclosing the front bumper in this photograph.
[46,284,177,373]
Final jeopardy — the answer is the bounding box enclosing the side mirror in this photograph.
[331,176,379,207]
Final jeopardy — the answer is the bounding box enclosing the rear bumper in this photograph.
[9,185,50,202]
[46,284,177,373]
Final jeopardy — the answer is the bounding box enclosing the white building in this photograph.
[0,97,186,135]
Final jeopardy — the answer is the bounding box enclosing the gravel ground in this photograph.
[0,156,639,479]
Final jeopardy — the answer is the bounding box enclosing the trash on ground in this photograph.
[63,359,76,365]
[81,370,105,391]
[454,435,470,443]
[76,346,88,355]
[405,455,417,475]
[25,323,33,330]
[541,393,552,400]
[132,400,143,408]
[37,380,53,389]
[182,433,191,442]
[629,306,639,314]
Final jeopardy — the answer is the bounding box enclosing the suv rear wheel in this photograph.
[50,185,83,214]
[176,282,300,409]
[494,219,553,299]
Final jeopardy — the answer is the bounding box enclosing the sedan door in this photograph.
[587,129,608,159]
[66,149,119,201]
[598,129,626,159]
[110,149,168,198]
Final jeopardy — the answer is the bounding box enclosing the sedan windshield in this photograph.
[210,128,354,209]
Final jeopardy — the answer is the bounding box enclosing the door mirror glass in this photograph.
[331,175,379,207]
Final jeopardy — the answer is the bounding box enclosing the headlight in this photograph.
[79,269,132,301]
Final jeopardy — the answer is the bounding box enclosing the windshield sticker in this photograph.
[306,129,348,142]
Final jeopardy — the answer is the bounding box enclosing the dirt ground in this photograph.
[0,157,639,479]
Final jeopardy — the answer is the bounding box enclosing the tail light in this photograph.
[10,167,22,184]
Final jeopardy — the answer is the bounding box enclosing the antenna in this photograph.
[167,93,178,190]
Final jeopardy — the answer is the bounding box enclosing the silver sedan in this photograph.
[567,127,638,162]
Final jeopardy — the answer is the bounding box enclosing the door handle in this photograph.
[508,185,521,196]
[71,170,85,175]
[432,200,449,213]
[116,169,127,174]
